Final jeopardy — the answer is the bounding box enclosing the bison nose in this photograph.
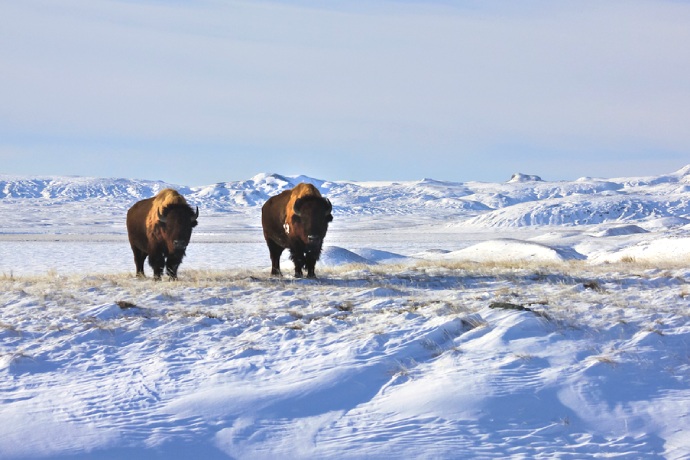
[308,235,321,244]
[173,240,187,250]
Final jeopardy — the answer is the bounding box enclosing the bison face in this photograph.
[158,205,199,256]
[292,197,333,251]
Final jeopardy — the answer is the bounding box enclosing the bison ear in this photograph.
[293,198,304,217]
[325,198,333,222]
[191,207,199,227]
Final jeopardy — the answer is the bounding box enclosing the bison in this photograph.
[126,189,198,280]
[261,183,333,278]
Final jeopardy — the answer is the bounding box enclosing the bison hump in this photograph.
[292,183,322,199]
[146,189,188,229]
[286,183,322,222]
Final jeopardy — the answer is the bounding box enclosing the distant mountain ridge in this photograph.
[2,165,690,228]
[0,176,179,201]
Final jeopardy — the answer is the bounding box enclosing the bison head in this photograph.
[291,196,333,251]
[157,205,199,256]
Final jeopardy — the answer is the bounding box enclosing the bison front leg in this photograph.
[149,253,165,280]
[290,249,306,278]
[267,239,284,276]
[305,254,318,279]
[166,254,182,280]
[165,253,184,281]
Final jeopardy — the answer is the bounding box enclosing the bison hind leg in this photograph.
[267,239,285,276]
[132,247,148,278]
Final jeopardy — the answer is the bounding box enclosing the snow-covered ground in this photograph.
[1,167,689,459]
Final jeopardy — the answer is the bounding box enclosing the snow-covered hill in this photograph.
[3,165,689,225]
[1,166,690,269]
[0,175,181,202]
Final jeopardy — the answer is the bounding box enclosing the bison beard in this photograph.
[261,183,333,278]
[126,189,198,280]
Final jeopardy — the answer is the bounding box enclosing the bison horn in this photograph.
[293,200,302,217]
[157,209,167,224]
[191,207,199,222]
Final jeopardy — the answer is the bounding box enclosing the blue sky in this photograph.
[1,0,689,186]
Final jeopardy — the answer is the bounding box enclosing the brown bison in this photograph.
[261,183,333,278]
[126,189,198,280]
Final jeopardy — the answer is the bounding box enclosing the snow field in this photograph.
[1,259,689,459]
[1,167,690,458]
